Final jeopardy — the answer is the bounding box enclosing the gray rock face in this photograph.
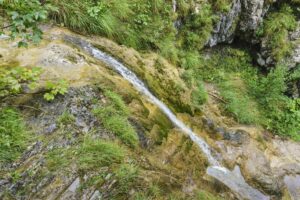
[239,0,266,33]
[208,0,241,46]
[207,166,270,200]
[289,22,300,68]
[208,0,269,46]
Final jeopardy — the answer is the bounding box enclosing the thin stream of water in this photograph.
[87,44,220,167]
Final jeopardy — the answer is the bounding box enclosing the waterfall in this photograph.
[88,44,220,166]
[65,36,270,200]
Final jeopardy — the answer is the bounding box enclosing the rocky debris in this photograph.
[24,86,103,137]
[207,166,270,200]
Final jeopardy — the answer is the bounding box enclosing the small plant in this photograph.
[196,190,223,200]
[87,2,107,19]
[57,111,75,126]
[0,67,42,98]
[43,80,69,101]
[45,148,74,172]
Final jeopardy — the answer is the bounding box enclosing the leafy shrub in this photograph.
[249,66,300,139]
[43,80,69,101]
[0,67,42,98]
[0,108,31,164]
[0,0,56,46]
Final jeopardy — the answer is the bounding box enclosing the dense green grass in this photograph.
[0,108,31,164]
[93,91,138,147]
[78,138,125,171]
[182,47,300,140]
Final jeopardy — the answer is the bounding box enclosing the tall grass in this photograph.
[93,91,138,147]
[0,108,31,164]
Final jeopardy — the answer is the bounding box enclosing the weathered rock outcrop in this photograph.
[208,0,241,46]
[208,0,270,46]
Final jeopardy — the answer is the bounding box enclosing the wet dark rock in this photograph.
[215,127,226,136]
[223,129,250,145]
[202,117,216,131]
[129,118,150,149]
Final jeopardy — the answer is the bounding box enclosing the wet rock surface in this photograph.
[207,166,270,200]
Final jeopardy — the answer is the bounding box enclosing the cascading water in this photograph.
[65,36,270,200]
[89,44,220,167]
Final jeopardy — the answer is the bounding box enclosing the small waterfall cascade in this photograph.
[65,36,270,200]
[89,44,220,167]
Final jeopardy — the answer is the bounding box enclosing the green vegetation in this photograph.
[57,111,75,126]
[111,163,139,198]
[43,80,69,101]
[78,138,125,171]
[46,148,73,171]
[0,108,31,164]
[259,4,297,62]
[0,0,56,47]
[93,90,138,147]
[0,67,42,98]
[196,190,223,200]
[185,47,300,140]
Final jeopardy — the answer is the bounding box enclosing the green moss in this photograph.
[0,108,31,164]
